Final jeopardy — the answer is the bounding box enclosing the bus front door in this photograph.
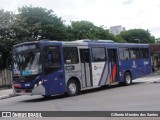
[80,49,92,88]
[108,49,119,84]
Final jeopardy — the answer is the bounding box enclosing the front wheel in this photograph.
[67,79,79,96]
[124,72,132,86]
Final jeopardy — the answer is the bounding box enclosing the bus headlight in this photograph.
[38,81,42,85]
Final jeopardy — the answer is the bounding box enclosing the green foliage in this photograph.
[14,6,67,43]
[0,45,3,69]
[66,21,115,41]
[115,35,126,43]
[66,21,97,40]
[94,26,116,40]
[0,9,15,69]
[0,46,10,70]
[0,9,15,44]
[120,29,155,43]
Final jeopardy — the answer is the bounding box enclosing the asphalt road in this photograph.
[0,73,160,120]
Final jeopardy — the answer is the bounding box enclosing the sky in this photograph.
[0,0,160,38]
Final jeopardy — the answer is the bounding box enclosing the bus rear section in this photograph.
[118,46,152,85]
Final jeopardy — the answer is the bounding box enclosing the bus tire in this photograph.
[124,72,132,86]
[67,79,79,96]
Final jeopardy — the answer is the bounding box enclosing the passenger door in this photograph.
[80,49,92,88]
[108,49,119,83]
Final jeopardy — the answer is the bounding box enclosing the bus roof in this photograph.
[13,39,149,48]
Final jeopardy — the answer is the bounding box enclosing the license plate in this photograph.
[21,90,26,93]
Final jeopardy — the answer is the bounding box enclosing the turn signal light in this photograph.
[14,84,21,88]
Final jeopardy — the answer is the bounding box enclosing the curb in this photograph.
[154,80,160,83]
[0,94,19,100]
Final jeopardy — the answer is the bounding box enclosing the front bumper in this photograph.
[13,84,45,95]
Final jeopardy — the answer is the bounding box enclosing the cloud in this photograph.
[122,0,134,5]
[0,0,160,38]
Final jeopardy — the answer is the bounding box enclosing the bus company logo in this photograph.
[94,66,97,70]
[2,112,11,117]
[94,66,103,70]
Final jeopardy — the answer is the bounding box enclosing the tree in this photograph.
[120,29,155,43]
[0,9,15,69]
[66,21,117,41]
[115,34,126,43]
[14,6,67,43]
[66,21,97,40]
[94,26,116,40]
[0,9,15,45]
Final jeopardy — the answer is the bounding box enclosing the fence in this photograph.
[0,69,12,88]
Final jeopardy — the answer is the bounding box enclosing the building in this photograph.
[109,25,125,35]
[150,44,160,70]
[155,38,160,43]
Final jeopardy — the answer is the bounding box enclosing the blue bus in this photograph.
[12,39,152,97]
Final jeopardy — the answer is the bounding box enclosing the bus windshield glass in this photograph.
[12,44,42,76]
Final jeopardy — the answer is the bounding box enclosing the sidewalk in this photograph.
[0,88,17,100]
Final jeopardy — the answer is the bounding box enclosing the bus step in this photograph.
[110,82,119,86]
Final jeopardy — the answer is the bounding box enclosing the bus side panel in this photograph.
[143,47,152,75]
[63,46,85,89]
[136,59,151,77]
[119,59,151,82]
[91,61,120,86]
[91,62,109,86]
[145,59,152,75]
[46,47,66,95]
[45,71,66,95]
[90,46,110,87]
[119,60,137,82]
[144,48,152,75]
[64,64,82,87]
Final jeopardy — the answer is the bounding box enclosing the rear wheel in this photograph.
[67,79,79,96]
[124,72,132,86]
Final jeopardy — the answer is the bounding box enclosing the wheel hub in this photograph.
[126,75,131,84]
[69,83,76,94]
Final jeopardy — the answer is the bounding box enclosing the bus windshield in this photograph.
[12,44,42,76]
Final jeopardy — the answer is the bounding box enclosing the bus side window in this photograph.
[48,51,52,62]
[63,47,79,64]
[45,46,61,68]
[92,47,106,62]
[140,48,149,59]
[119,48,129,60]
[130,48,140,59]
